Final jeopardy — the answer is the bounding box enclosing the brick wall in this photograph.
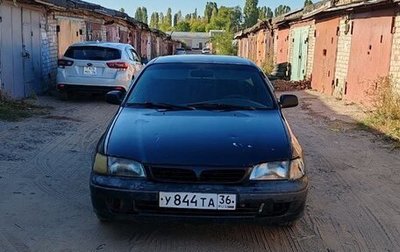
[334,16,352,99]
[306,24,316,79]
[389,12,400,92]
[41,14,58,88]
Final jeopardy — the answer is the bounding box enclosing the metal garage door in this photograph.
[0,3,42,98]
[291,27,309,81]
[312,17,340,95]
[346,9,395,105]
[58,18,83,57]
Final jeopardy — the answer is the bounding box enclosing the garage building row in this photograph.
[0,0,181,99]
[236,0,400,106]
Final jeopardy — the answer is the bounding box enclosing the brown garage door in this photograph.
[312,17,340,95]
[346,9,394,105]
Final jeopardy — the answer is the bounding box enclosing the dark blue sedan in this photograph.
[90,55,308,225]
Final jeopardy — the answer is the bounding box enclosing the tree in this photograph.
[159,12,165,27]
[173,11,182,26]
[304,0,313,7]
[243,0,259,28]
[190,19,207,32]
[258,6,273,19]
[142,7,148,24]
[204,2,218,23]
[119,8,125,13]
[274,5,291,17]
[135,7,143,23]
[150,12,159,28]
[174,21,191,32]
[211,32,237,55]
[166,8,172,27]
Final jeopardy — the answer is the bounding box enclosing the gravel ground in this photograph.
[0,92,399,252]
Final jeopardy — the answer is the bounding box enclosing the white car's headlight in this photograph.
[250,158,305,181]
[93,154,146,178]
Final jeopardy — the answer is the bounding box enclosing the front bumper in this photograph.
[90,173,308,223]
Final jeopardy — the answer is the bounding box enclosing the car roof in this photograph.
[152,55,256,66]
[69,41,132,50]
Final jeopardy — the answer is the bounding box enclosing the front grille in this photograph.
[200,169,247,183]
[148,166,249,184]
[150,167,197,183]
[135,200,260,217]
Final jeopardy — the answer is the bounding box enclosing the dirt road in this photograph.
[0,92,399,252]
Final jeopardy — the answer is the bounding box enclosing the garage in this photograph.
[312,17,340,95]
[345,9,395,105]
[0,2,42,98]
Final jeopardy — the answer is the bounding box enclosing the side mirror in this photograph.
[279,94,298,108]
[106,91,124,105]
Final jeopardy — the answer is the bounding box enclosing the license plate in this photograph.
[159,192,236,210]
[83,66,96,75]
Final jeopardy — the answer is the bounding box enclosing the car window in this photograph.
[126,64,275,109]
[64,46,121,60]
[130,49,141,62]
[126,48,134,61]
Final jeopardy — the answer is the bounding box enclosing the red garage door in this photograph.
[276,28,290,64]
[312,17,340,95]
[346,9,394,105]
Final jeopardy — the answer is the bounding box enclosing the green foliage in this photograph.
[243,0,259,28]
[274,5,291,17]
[174,21,191,32]
[261,55,274,75]
[207,6,241,32]
[304,0,313,7]
[258,6,273,20]
[204,2,218,23]
[142,8,148,24]
[135,7,148,24]
[190,19,207,32]
[150,12,159,28]
[211,32,237,55]
[119,8,125,13]
[166,8,172,27]
[363,77,400,142]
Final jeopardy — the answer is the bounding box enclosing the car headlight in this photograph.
[93,154,146,178]
[250,158,305,181]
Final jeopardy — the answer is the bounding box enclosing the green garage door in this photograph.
[291,27,309,81]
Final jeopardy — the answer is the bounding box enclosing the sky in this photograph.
[85,0,304,19]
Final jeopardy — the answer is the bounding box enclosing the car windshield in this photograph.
[126,63,275,110]
[64,46,121,61]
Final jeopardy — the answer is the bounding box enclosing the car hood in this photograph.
[106,109,292,167]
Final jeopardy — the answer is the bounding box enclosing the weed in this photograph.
[362,77,400,143]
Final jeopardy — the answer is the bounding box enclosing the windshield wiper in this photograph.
[126,102,196,111]
[187,103,257,111]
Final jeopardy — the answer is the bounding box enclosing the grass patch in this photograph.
[0,96,49,121]
[361,77,400,145]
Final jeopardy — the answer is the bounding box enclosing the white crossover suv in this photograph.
[57,42,143,99]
